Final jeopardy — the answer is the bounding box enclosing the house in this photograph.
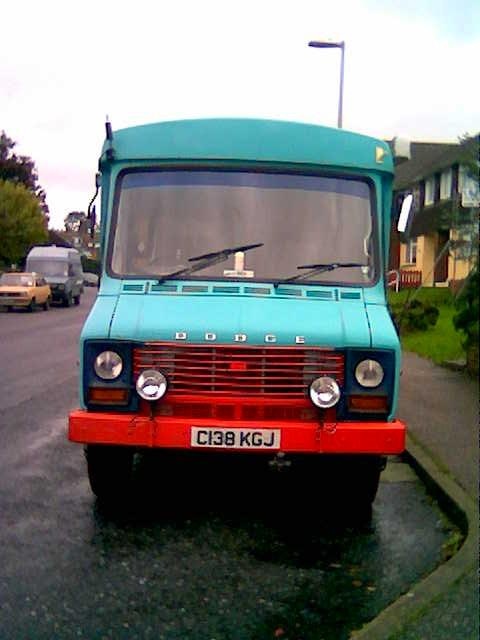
[390,134,479,289]
[48,229,74,248]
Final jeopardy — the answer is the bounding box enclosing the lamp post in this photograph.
[308,40,345,129]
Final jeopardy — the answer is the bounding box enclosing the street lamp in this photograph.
[308,40,345,129]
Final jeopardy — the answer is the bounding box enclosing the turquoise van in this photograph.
[69,118,407,506]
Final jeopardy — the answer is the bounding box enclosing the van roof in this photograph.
[100,118,395,175]
[27,246,81,260]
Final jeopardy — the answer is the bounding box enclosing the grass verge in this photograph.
[388,288,464,365]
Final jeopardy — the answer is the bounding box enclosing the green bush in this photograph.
[453,267,479,351]
[390,299,440,334]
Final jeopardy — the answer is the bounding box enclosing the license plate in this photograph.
[191,427,281,449]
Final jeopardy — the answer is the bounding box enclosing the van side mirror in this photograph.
[89,205,97,239]
[87,173,101,239]
[397,193,413,233]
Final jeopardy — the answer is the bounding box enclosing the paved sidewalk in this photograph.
[399,352,478,500]
[354,351,479,640]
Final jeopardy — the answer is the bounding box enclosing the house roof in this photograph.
[393,135,479,191]
[394,142,457,190]
[47,229,73,248]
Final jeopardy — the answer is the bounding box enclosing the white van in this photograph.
[26,245,84,306]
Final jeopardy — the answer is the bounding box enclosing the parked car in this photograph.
[26,245,84,307]
[0,272,52,311]
[83,272,99,287]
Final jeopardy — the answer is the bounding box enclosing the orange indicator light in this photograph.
[88,387,129,405]
[348,395,388,412]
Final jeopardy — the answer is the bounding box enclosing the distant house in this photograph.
[47,229,73,248]
[390,135,479,289]
[51,228,100,260]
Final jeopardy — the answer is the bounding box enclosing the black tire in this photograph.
[64,292,73,307]
[85,445,135,502]
[43,296,51,311]
[313,455,385,510]
[336,455,384,506]
[74,294,81,306]
[28,298,36,312]
[6,306,12,313]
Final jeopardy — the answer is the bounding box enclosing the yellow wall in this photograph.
[399,243,408,267]
[399,235,436,285]
[419,235,436,285]
[400,231,475,285]
[449,229,476,281]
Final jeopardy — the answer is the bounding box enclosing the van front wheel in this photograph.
[316,455,385,510]
[85,445,135,503]
[74,294,81,305]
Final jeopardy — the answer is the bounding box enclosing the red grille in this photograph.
[133,343,344,398]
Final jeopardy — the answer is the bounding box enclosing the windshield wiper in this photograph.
[155,242,264,283]
[275,262,367,285]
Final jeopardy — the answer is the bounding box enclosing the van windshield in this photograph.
[28,260,68,278]
[110,170,376,285]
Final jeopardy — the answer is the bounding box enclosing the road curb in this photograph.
[350,433,478,640]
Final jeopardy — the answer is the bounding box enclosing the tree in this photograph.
[64,210,87,232]
[450,134,479,266]
[457,132,479,176]
[0,131,49,219]
[0,180,48,267]
[453,262,479,375]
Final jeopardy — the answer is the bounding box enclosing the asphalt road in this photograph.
[0,288,457,640]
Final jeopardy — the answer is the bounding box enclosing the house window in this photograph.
[406,238,417,264]
[459,164,480,207]
[440,168,452,200]
[424,177,435,206]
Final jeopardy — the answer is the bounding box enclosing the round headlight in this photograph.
[136,369,168,401]
[94,350,123,380]
[309,376,341,408]
[355,359,384,388]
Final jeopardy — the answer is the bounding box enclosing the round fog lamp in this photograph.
[94,350,123,380]
[355,359,384,388]
[309,376,341,408]
[136,369,168,401]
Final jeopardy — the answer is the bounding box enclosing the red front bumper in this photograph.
[69,410,405,454]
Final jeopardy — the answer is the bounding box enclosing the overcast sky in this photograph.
[2,0,479,229]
